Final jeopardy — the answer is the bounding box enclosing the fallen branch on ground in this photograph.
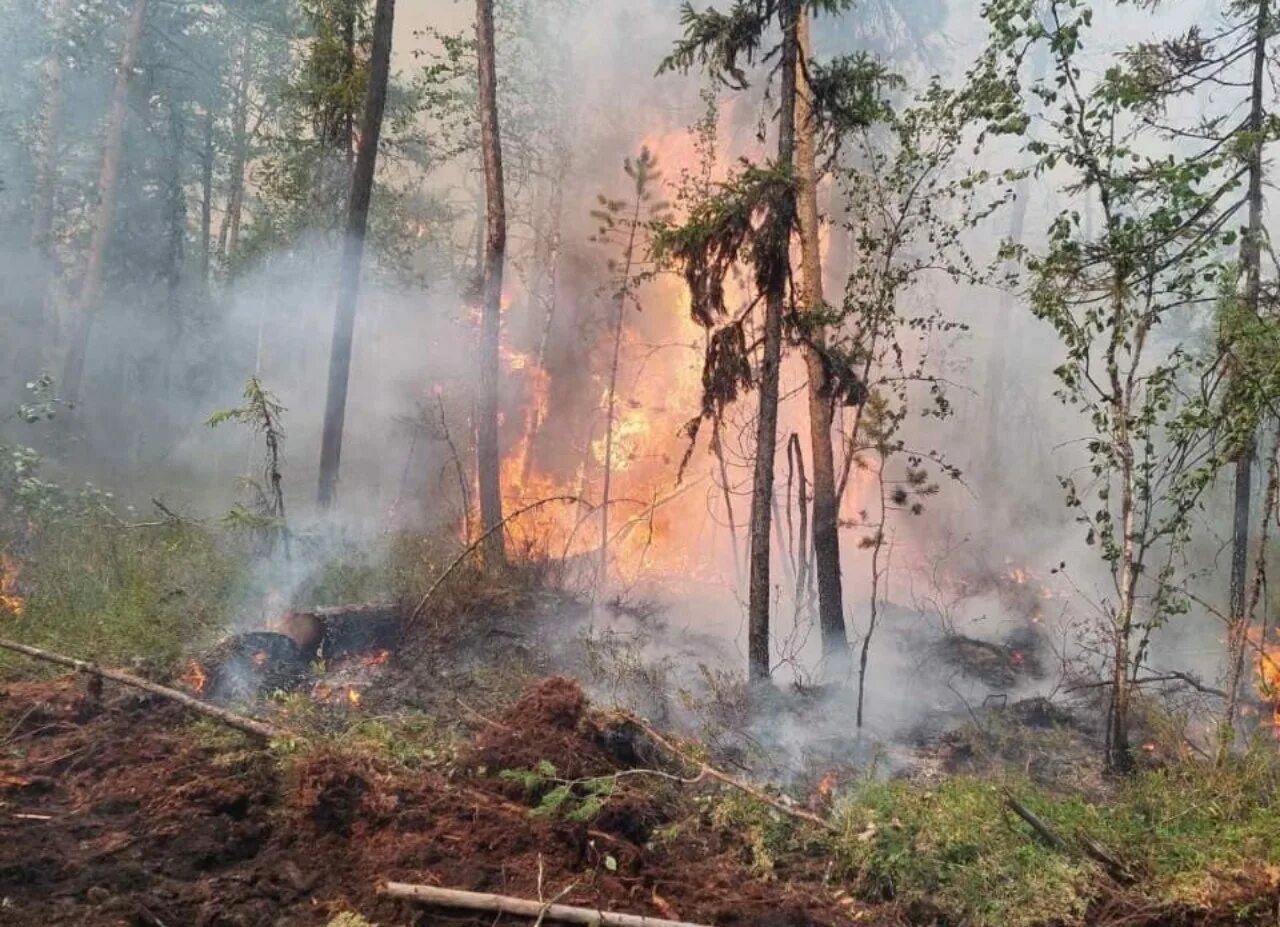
[623,713,836,832]
[403,495,585,636]
[1002,787,1132,883]
[0,638,287,741]
[381,882,710,927]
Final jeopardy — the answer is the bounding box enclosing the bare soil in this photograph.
[0,676,875,926]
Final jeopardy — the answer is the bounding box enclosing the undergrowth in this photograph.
[826,747,1280,926]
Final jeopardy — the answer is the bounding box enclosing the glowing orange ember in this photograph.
[363,649,391,668]
[346,687,362,707]
[0,553,24,617]
[179,660,208,695]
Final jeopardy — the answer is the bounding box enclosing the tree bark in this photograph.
[61,0,149,408]
[316,0,396,509]
[794,8,849,673]
[475,0,507,565]
[1224,0,1269,748]
[747,0,800,682]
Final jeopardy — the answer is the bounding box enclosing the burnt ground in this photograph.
[0,675,880,927]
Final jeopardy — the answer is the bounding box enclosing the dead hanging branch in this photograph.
[381,882,712,927]
[402,496,585,635]
[621,713,836,832]
[651,162,796,479]
[0,638,286,741]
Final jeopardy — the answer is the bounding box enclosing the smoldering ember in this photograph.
[5,0,1280,925]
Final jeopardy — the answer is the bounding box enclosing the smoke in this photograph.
[0,0,1252,769]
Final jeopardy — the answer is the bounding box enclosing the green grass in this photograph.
[1,521,250,672]
[827,750,1280,926]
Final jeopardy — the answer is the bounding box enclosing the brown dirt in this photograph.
[0,676,881,927]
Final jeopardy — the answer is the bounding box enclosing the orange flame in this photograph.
[179,660,208,695]
[0,554,24,617]
[1248,627,1280,733]
[346,687,362,707]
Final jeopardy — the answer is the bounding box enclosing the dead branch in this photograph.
[1002,787,1132,883]
[0,638,286,741]
[381,882,711,927]
[402,496,583,635]
[623,713,836,832]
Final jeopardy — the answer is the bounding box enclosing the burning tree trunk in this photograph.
[316,0,396,509]
[61,0,149,408]
[746,0,801,682]
[475,0,507,565]
[794,8,849,673]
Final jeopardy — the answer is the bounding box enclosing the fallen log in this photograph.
[0,638,287,741]
[381,882,711,927]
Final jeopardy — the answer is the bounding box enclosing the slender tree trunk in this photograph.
[164,98,186,326]
[31,0,69,262]
[217,32,251,267]
[794,8,849,673]
[1107,458,1138,773]
[520,163,566,486]
[200,102,215,287]
[600,196,642,586]
[475,0,507,564]
[61,0,149,408]
[316,0,395,509]
[1224,0,1269,746]
[747,0,800,682]
[28,0,70,374]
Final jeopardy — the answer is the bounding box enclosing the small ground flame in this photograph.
[179,660,208,696]
[1248,627,1280,734]
[0,554,24,617]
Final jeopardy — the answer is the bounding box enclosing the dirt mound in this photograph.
[471,676,624,782]
[0,676,881,927]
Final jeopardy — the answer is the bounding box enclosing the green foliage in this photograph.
[498,760,619,822]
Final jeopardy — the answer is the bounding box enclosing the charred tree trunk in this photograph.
[61,0,149,408]
[747,0,800,683]
[475,0,507,565]
[795,9,849,674]
[316,0,395,509]
[1224,0,1269,749]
